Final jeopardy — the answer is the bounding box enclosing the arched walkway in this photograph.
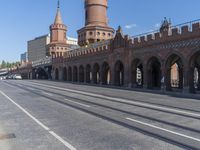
[55,68,59,80]
[73,66,78,82]
[114,60,124,86]
[36,68,48,79]
[147,57,161,89]
[102,62,110,85]
[131,59,143,87]
[68,67,72,81]
[63,67,67,81]
[86,64,92,83]
[189,51,200,93]
[165,54,183,91]
[93,63,100,84]
[79,65,85,83]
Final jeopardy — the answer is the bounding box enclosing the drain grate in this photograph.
[0,133,16,140]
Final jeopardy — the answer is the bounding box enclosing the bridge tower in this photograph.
[47,0,68,57]
[77,0,114,46]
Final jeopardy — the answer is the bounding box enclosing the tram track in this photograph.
[3,81,200,149]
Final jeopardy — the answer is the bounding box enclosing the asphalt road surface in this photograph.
[0,80,200,150]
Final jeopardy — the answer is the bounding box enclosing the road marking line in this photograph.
[49,131,77,150]
[65,99,91,108]
[26,87,36,91]
[28,82,200,118]
[126,117,200,142]
[0,90,50,131]
[0,90,77,150]
[42,91,53,96]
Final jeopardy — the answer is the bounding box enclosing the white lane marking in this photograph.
[42,91,53,96]
[0,90,50,130]
[27,82,200,118]
[65,99,90,108]
[126,117,200,142]
[0,90,77,150]
[49,131,77,150]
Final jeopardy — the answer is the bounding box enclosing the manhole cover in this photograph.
[0,133,16,140]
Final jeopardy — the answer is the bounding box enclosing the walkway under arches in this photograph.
[73,66,78,82]
[86,64,92,83]
[114,60,124,86]
[79,65,85,83]
[93,63,100,84]
[63,67,67,81]
[189,51,200,93]
[55,68,59,80]
[147,57,161,89]
[165,54,184,91]
[131,59,143,87]
[102,62,110,85]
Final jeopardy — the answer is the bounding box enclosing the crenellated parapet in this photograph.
[131,20,200,48]
[65,40,110,59]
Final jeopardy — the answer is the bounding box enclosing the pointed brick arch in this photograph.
[188,50,200,93]
[165,54,184,91]
[93,63,100,84]
[131,58,143,87]
[102,62,110,85]
[146,57,162,89]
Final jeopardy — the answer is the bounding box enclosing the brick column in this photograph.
[165,67,171,91]
[197,68,200,91]
[110,64,115,86]
[59,67,63,81]
[183,67,190,93]
[161,67,166,92]
[143,65,148,89]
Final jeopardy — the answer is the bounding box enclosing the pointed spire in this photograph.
[54,0,63,24]
[57,0,60,8]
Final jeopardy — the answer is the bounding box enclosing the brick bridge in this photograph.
[52,20,200,94]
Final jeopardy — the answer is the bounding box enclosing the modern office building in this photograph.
[20,52,28,63]
[28,35,50,62]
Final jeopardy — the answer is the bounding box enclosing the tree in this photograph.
[1,60,6,68]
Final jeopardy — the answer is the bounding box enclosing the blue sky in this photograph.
[0,0,200,62]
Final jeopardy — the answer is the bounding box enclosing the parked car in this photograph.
[13,74,22,80]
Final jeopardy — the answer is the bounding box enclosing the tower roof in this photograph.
[54,0,63,24]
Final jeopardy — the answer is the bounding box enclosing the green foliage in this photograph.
[0,60,20,69]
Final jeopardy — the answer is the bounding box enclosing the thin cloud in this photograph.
[125,24,137,29]
[155,23,161,28]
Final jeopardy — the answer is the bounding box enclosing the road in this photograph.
[0,80,200,150]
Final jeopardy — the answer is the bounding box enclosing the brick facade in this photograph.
[52,23,200,93]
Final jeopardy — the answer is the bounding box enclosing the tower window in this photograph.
[89,32,93,35]
[103,32,106,36]
[64,32,66,38]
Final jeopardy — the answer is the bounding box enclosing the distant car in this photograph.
[2,76,6,80]
[6,75,12,79]
[13,74,22,80]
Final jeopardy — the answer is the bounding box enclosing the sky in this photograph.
[0,0,200,62]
